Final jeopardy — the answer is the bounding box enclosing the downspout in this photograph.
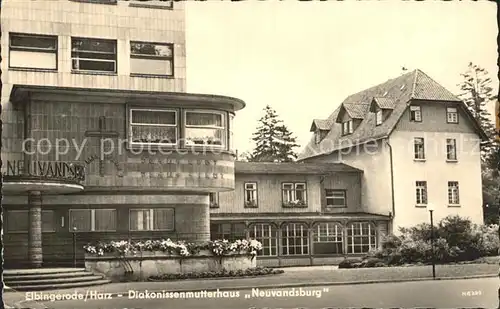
[23,100,31,172]
[384,139,396,224]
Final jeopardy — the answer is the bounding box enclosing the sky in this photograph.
[184,1,498,155]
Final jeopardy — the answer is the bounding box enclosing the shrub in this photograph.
[378,216,499,265]
[361,257,387,268]
[338,258,362,269]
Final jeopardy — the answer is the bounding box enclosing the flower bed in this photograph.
[148,267,284,281]
[84,239,263,282]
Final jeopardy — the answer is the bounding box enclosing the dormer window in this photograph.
[315,131,321,144]
[446,107,458,124]
[409,105,422,122]
[342,120,353,135]
[375,109,383,126]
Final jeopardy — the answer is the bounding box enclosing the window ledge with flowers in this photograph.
[244,199,258,208]
[83,239,264,282]
[282,200,307,208]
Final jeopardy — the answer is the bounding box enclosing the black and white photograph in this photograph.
[0,0,498,308]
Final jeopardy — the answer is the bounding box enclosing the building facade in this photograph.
[1,0,245,268]
[1,1,483,269]
[210,162,390,267]
[299,69,486,232]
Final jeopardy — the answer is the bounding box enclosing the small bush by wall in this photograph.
[148,267,284,281]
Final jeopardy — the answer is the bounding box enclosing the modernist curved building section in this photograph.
[3,84,246,268]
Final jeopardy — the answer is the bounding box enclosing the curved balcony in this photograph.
[9,84,246,193]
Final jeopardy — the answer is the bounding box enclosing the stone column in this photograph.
[28,191,43,268]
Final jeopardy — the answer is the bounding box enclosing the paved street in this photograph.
[13,278,497,309]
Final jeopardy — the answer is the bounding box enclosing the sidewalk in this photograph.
[4,263,498,308]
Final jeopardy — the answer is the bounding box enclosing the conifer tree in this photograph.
[458,63,499,224]
[248,105,299,162]
[458,62,497,162]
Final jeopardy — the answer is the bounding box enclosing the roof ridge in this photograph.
[410,69,419,98]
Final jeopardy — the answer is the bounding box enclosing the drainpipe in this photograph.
[384,139,396,229]
[23,100,31,173]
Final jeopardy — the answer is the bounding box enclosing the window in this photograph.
[447,107,458,124]
[375,109,383,126]
[130,208,175,231]
[9,33,57,70]
[184,111,226,147]
[128,0,173,9]
[342,120,353,135]
[210,223,246,242]
[313,223,343,254]
[244,182,258,207]
[282,182,307,207]
[315,131,321,144]
[446,138,457,161]
[229,114,235,151]
[71,37,117,73]
[346,222,376,254]
[130,42,173,76]
[281,223,309,255]
[325,189,347,207]
[414,137,425,160]
[5,210,55,233]
[315,130,328,144]
[410,105,422,122]
[415,181,428,205]
[129,109,178,146]
[448,181,460,205]
[249,224,278,256]
[209,192,219,208]
[69,209,116,232]
[70,0,117,3]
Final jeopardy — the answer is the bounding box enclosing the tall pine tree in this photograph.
[458,62,499,224]
[458,62,497,162]
[248,105,299,163]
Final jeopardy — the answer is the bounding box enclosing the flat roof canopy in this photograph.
[10,85,246,112]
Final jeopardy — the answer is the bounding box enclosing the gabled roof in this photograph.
[310,119,332,132]
[298,69,488,161]
[335,103,370,123]
[370,97,396,112]
[235,161,362,174]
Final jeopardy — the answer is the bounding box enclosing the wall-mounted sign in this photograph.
[3,160,85,181]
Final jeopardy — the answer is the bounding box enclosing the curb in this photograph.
[112,274,497,296]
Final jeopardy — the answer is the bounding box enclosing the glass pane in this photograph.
[185,127,224,146]
[72,59,115,72]
[10,50,56,70]
[131,125,177,144]
[131,42,172,57]
[72,51,116,60]
[132,110,176,125]
[153,208,174,230]
[6,211,29,232]
[70,209,91,232]
[130,58,172,75]
[11,35,56,49]
[42,211,55,232]
[72,38,116,53]
[186,112,223,127]
[130,209,150,231]
[94,209,116,231]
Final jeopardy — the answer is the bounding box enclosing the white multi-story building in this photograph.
[299,69,486,232]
